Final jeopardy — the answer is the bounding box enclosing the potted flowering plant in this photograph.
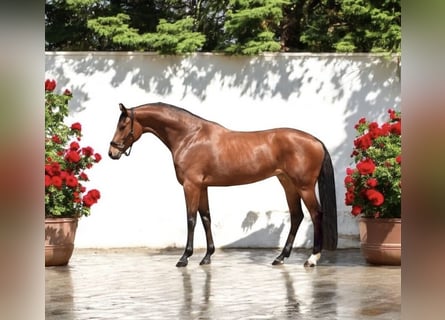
[45,79,102,266]
[344,109,401,265]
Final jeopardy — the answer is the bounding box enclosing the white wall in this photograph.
[45,52,401,250]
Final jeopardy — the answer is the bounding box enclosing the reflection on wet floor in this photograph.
[46,248,400,319]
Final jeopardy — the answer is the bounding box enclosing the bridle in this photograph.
[109,108,135,156]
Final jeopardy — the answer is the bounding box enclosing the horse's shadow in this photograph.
[224,222,286,248]
[223,209,313,250]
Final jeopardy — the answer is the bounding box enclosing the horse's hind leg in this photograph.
[273,175,304,265]
[198,188,215,265]
[300,189,323,267]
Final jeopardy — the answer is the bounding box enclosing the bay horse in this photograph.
[108,102,337,267]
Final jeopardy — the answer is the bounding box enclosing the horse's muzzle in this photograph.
[108,149,122,160]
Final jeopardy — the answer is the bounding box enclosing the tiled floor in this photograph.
[45,248,401,319]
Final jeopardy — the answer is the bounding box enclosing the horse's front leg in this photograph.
[273,204,304,265]
[176,182,201,267]
[198,188,215,265]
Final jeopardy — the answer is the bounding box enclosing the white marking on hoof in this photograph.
[306,253,321,266]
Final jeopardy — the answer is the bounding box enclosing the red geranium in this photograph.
[45,79,56,92]
[344,175,354,185]
[351,206,362,216]
[73,192,82,203]
[79,172,88,181]
[345,191,354,205]
[70,141,80,150]
[366,178,378,187]
[52,135,61,144]
[82,146,94,157]
[71,122,82,131]
[51,176,63,189]
[45,175,51,187]
[389,109,400,121]
[353,134,372,151]
[45,162,61,176]
[354,117,366,129]
[356,158,376,175]
[45,79,102,218]
[94,153,102,162]
[344,109,401,219]
[82,189,101,207]
[381,122,391,135]
[365,189,385,206]
[65,150,81,163]
[390,121,401,135]
[65,174,79,188]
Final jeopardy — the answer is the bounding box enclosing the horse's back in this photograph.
[223,127,323,158]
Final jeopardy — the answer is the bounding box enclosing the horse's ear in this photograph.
[119,103,127,115]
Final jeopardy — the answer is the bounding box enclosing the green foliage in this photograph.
[87,14,206,53]
[45,0,401,54]
[45,82,72,150]
[45,0,107,50]
[87,13,142,50]
[299,0,401,53]
[242,31,282,54]
[195,1,231,51]
[224,0,290,54]
[143,18,206,54]
[297,0,341,52]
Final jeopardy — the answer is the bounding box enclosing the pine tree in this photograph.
[224,0,291,54]
[45,0,400,54]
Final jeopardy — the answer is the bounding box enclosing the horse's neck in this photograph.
[138,107,203,151]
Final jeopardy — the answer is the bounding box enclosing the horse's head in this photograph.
[108,103,141,159]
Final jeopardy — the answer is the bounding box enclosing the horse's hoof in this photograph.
[199,257,211,265]
[303,260,316,267]
[304,253,320,267]
[176,259,188,267]
[272,259,284,266]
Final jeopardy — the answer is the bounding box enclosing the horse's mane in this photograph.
[137,102,220,126]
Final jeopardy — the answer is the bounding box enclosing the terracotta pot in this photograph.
[359,217,401,266]
[45,217,78,266]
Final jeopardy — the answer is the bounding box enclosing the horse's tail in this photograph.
[318,144,338,250]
